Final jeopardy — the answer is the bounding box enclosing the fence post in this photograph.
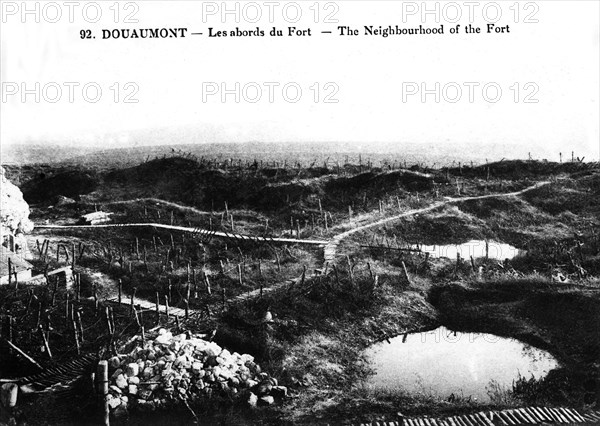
[97,360,110,426]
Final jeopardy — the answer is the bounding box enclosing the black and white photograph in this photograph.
[1,1,599,424]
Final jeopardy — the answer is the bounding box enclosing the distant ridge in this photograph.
[2,141,558,168]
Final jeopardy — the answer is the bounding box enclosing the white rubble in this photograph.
[105,329,286,414]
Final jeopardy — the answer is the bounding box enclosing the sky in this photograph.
[1,1,599,160]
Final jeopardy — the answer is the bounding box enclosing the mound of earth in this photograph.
[104,157,267,208]
[326,170,433,197]
[452,160,593,180]
[253,180,324,211]
[21,170,99,204]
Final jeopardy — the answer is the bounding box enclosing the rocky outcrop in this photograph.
[1,166,34,241]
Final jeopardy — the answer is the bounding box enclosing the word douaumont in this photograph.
[101,28,188,39]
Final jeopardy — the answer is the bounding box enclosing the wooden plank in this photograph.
[540,407,560,423]
[459,416,475,426]
[474,412,495,426]
[584,411,600,422]
[496,412,516,425]
[467,414,482,426]
[445,416,458,426]
[558,407,579,423]
[550,408,569,423]
[523,407,545,423]
[550,407,568,423]
[453,416,469,426]
[515,408,536,423]
[463,415,478,426]
[505,409,526,424]
[531,407,550,422]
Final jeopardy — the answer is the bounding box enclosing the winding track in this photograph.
[94,197,213,216]
[323,181,550,264]
[36,223,328,246]
[35,181,551,309]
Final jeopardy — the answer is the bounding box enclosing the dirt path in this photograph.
[323,181,550,264]
[98,198,213,216]
[36,223,328,246]
[37,182,549,306]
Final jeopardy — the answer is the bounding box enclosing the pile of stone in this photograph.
[106,329,286,415]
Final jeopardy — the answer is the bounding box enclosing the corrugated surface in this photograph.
[344,408,600,426]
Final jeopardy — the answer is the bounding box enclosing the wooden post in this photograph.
[109,307,115,336]
[205,273,212,295]
[7,258,12,286]
[143,246,148,271]
[105,306,112,335]
[93,285,98,311]
[133,304,140,327]
[140,316,146,346]
[73,320,80,354]
[97,360,110,426]
[164,295,169,321]
[155,291,160,324]
[1,383,19,408]
[401,261,411,285]
[75,310,83,343]
[117,279,122,304]
[5,340,42,369]
[65,293,70,323]
[129,288,136,316]
[76,273,81,302]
